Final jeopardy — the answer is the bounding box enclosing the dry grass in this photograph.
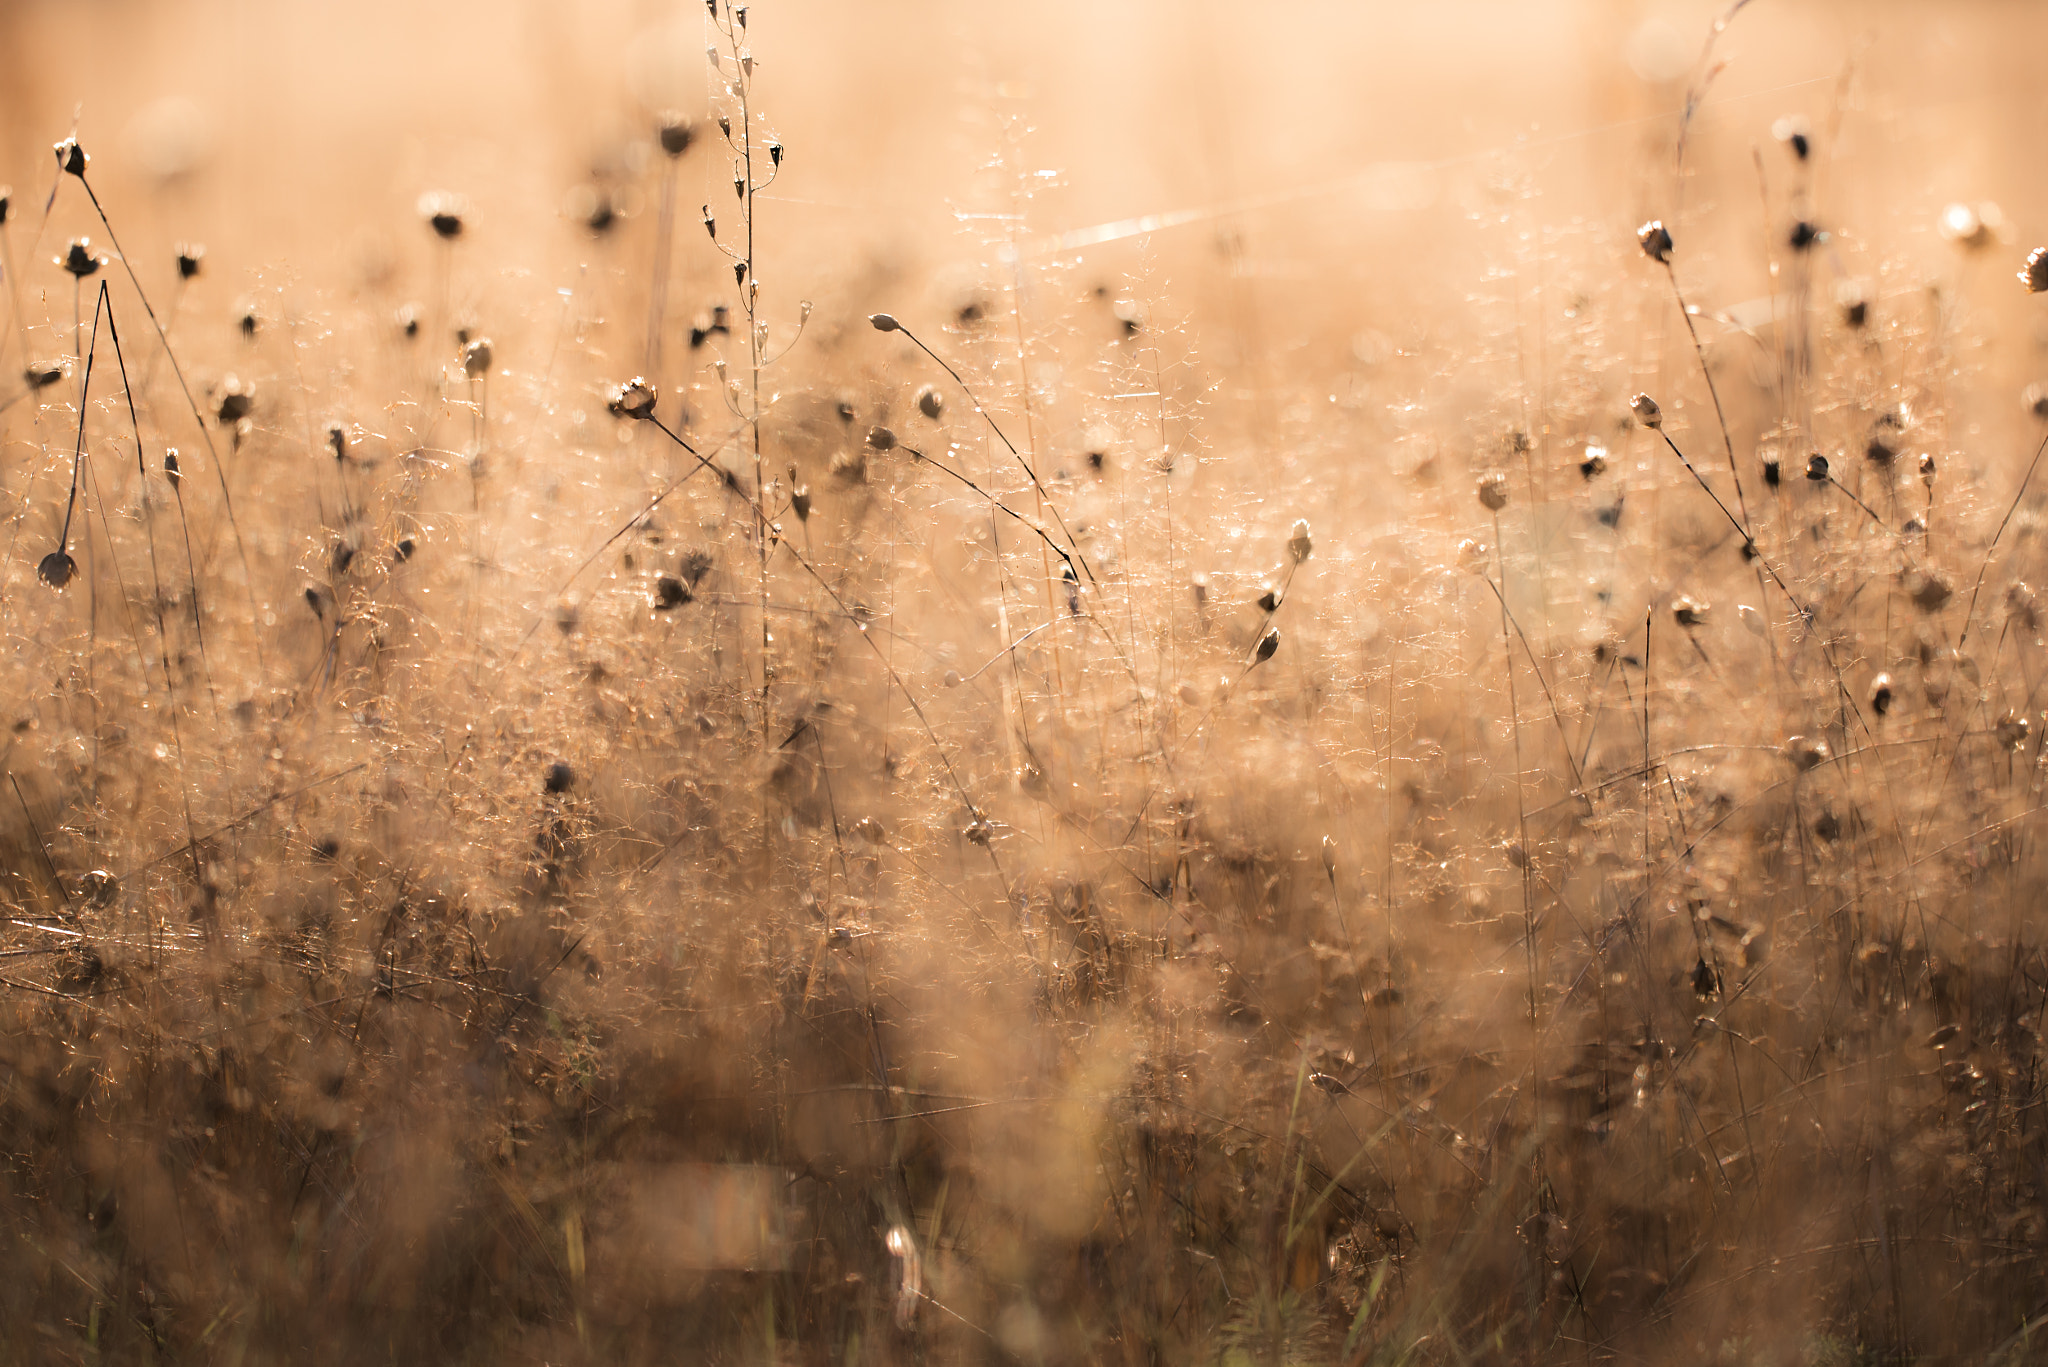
[3,1,2048,1363]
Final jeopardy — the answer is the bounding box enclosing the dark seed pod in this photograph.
[1254,627,1280,664]
[1908,570,1953,613]
[658,113,695,156]
[1919,452,1937,485]
[1762,457,1781,487]
[1630,393,1662,429]
[1866,435,1895,465]
[1692,957,1718,997]
[1784,735,1829,772]
[1869,672,1894,717]
[394,537,416,563]
[327,423,347,460]
[79,869,119,909]
[2023,247,2048,294]
[791,484,811,522]
[2008,582,2040,632]
[869,312,900,332]
[1788,220,1821,252]
[61,239,104,278]
[608,377,658,420]
[1811,809,1841,841]
[866,426,896,452]
[37,551,77,588]
[24,361,64,390]
[1841,294,1868,329]
[767,139,783,167]
[304,585,329,618]
[53,137,88,177]
[331,541,356,576]
[1256,585,1281,613]
[462,338,493,379]
[733,261,746,288]
[217,379,253,425]
[397,303,421,338]
[1288,518,1313,565]
[543,761,575,794]
[654,574,691,610]
[702,205,716,240]
[1477,472,1509,511]
[163,450,181,487]
[1671,596,1709,629]
[0,186,9,226]
[1309,1072,1351,1097]
[239,307,259,339]
[418,191,466,240]
[1579,443,1608,479]
[916,385,943,419]
[1997,710,2031,751]
[176,244,204,278]
[1637,219,1674,264]
[1805,453,1829,481]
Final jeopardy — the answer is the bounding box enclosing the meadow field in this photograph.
[3,1,2048,1361]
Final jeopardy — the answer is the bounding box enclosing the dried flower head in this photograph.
[2025,247,2048,294]
[1288,519,1313,565]
[37,551,77,589]
[176,243,204,279]
[1579,442,1608,479]
[916,385,943,420]
[1637,219,1674,264]
[1868,672,1894,717]
[866,426,896,452]
[1773,115,1811,161]
[654,575,691,610]
[1908,570,1954,613]
[1997,710,2031,752]
[790,484,812,522]
[1805,453,1830,481]
[1783,735,1830,772]
[543,761,575,795]
[418,191,467,240]
[1630,393,1662,429]
[462,338,493,378]
[0,187,9,227]
[1253,628,1280,664]
[1672,597,1709,629]
[1477,472,1510,512]
[608,377,658,420]
[869,313,900,332]
[658,113,695,157]
[53,137,87,177]
[61,238,105,278]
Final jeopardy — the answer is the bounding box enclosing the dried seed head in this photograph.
[1579,442,1608,479]
[1762,455,1782,487]
[608,377,658,420]
[176,243,204,279]
[2008,582,2041,632]
[216,376,253,425]
[1477,472,1510,511]
[37,551,77,589]
[1908,570,1954,613]
[326,424,347,460]
[1253,627,1280,664]
[962,816,993,846]
[1919,452,1937,484]
[790,484,811,522]
[1321,834,1337,883]
[418,191,466,240]
[1456,537,1491,572]
[1773,116,1811,161]
[1671,596,1709,629]
[654,575,691,610]
[53,137,88,177]
[1637,219,1674,263]
[1941,202,1988,248]
[1629,393,1662,429]
[1691,957,1719,998]
[1868,672,1894,717]
[852,816,885,846]
[1788,220,1822,252]
[866,426,896,452]
[163,450,181,487]
[396,303,421,338]
[24,360,64,390]
[462,338,493,378]
[1256,585,1282,613]
[2024,247,2048,294]
[1805,453,1830,481]
[1288,518,1313,565]
[869,312,900,332]
[1837,280,1868,328]
[61,238,104,278]
[658,112,695,156]
[1783,735,1830,772]
[1191,572,1209,606]
[394,537,416,563]
[767,139,783,167]
[0,186,9,226]
[916,385,943,419]
[2025,384,2048,421]
[239,305,259,339]
[79,869,119,909]
[1997,710,2031,752]
[544,761,575,795]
